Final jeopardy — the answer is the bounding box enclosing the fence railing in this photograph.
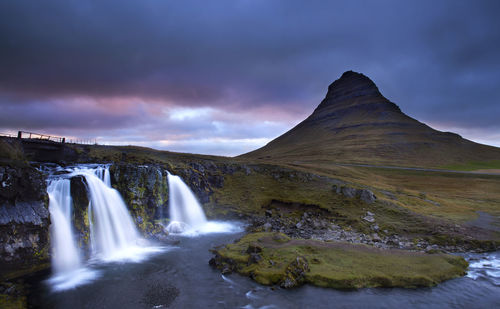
[4,131,99,145]
[66,139,98,145]
[17,131,65,143]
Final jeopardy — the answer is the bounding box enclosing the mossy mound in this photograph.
[210,232,468,289]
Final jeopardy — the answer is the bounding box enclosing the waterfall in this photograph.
[46,165,160,291]
[47,179,82,274]
[82,167,142,260]
[166,173,207,233]
[165,172,241,235]
[47,177,97,291]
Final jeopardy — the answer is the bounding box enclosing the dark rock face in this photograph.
[0,165,50,270]
[107,161,243,234]
[110,164,168,235]
[70,176,91,252]
[209,251,236,275]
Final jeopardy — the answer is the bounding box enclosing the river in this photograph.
[25,226,500,309]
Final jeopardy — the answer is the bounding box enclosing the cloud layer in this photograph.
[1,0,499,154]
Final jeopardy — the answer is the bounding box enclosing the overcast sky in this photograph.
[1,0,499,155]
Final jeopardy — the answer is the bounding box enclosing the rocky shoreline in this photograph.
[247,209,495,254]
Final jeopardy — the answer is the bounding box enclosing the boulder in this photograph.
[358,189,377,204]
[341,187,357,198]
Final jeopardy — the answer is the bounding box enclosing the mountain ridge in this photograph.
[240,71,500,168]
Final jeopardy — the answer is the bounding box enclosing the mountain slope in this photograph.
[240,71,500,168]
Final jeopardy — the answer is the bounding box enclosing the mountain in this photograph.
[240,71,500,168]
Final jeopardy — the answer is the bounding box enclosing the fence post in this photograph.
[17,131,22,139]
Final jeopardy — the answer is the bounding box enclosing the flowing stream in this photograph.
[26,233,500,308]
[34,165,500,307]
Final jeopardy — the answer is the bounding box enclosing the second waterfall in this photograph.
[164,172,241,235]
[165,173,208,233]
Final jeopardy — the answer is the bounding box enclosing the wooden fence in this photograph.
[17,131,65,143]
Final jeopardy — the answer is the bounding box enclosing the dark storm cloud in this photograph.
[0,0,499,152]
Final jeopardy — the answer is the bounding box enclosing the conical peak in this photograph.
[325,70,381,101]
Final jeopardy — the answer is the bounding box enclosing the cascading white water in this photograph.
[47,165,161,291]
[82,167,142,260]
[166,173,207,233]
[165,172,241,235]
[47,179,82,274]
[47,177,97,291]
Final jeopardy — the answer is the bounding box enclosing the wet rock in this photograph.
[70,175,90,251]
[209,252,235,274]
[0,165,50,268]
[110,164,168,234]
[280,256,309,288]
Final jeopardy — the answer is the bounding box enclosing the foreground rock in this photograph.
[210,232,468,289]
[0,165,50,274]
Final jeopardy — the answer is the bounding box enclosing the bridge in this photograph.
[0,131,96,162]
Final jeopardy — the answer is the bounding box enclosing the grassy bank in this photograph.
[211,232,468,289]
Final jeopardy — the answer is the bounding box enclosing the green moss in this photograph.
[213,232,468,289]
